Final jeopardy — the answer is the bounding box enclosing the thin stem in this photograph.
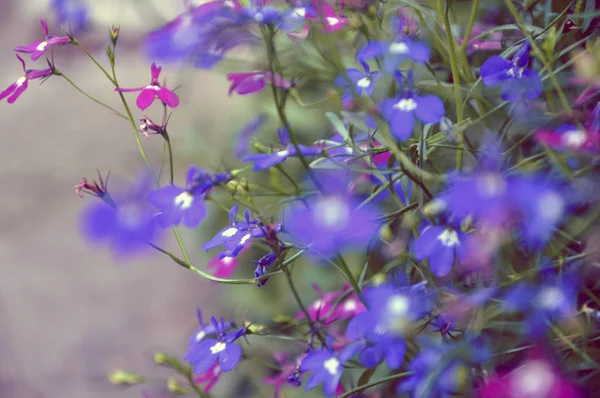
[57,72,127,119]
[73,40,117,85]
[460,0,480,53]
[164,130,175,185]
[338,371,415,398]
[337,255,368,307]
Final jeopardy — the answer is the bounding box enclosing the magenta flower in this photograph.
[296,284,365,324]
[0,55,53,104]
[14,19,71,61]
[207,255,238,282]
[227,71,291,96]
[115,63,179,111]
[263,352,305,398]
[307,0,348,32]
[194,363,222,393]
[456,23,503,54]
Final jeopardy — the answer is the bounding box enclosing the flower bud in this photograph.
[167,378,188,395]
[109,369,145,385]
[153,352,170,365]
[105,43,114,62]
[110,25,120,45]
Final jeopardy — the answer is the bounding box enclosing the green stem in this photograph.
[336,255,368,307]
[460,0,480,53]
[338,371,415,398]
[57,72,127,119]
[73,40,117,85]
[164,130,175,185]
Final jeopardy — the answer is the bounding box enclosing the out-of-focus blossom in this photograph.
[194,363,222,393]
[413,224,475,277]
[52,0,89,33]
[307,0,348,33]
[264,352,305,397]
[296,283,365,323]
[357,34,430,74]
[456,23,503,54]
[535,103,600,153]
[227,71,291,96]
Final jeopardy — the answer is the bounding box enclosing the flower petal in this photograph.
[157,87,180,108]
[414,95,445,124]
[480,56,511,88]
[218,343,241,372]
[389,108,415,141]
[136,88,156,110]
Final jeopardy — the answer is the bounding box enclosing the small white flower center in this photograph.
[254,12,264,22]
[511,361,554,396]
[312,197,351,229]
[387,295,410,315]
[536,287,564,310]
[312,299,324,310]
[209,342,227,354]
[326,17,341,26]
[562,129,587,148]
[173,192,194,210]
[239,233,252,245]
[277,149,289,157]
[477,173,507,198]
[323,357,340,375]
[393,98,417,112]
[36,41,48,51]
[356,77,371,89]
[222,257,234,266]
[389,42,409,54]
[343,300,357,312]
[437,228,460,247]
[195,330,206,342]
[16,76,27,86]
[538,192,564,222]
[221,227,238,237]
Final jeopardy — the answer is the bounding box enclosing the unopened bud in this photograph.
[109,369,145,385]
[167,378,188,395]
[423,198,446,217]
[105,44,114,62]
[153,352,169,365]
[380,223,393,241]
[245,321,268,335]
[110,25,120,45]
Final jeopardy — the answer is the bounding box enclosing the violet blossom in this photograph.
[115,63,179,111]
[14,19,71,61]
[227,71,291,96]
[0,55,53,104]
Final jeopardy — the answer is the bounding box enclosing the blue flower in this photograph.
[79,173,161,258]
[147,166,217,228]
[234,113,267,157]
[413,224,473,277]
[185,316,243,374]
[253,250,279,287]
[187,309,232,345]
[357,38,430,74]
[504,276,578,336]
[334,62,380,106]
[379,70,445,141]
[283,171,381,257]
[238,0,283,25]
[242,128,323,171]
[480,42,543,102]
[299,338,362,396]
[52,0,89,33]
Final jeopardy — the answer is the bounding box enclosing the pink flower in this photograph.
[206,255,238,282]
[479,350,582,398]
[14,19,72,61]
[227,71,291,96]
[307,0,348,32]
[115,63,179,111]
[456,23,503,54]
[263,352,305,398]
[194,363,222,393]
[296,284,365,323]
[0,54,53,104]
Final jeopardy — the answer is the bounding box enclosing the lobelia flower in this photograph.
[75,170,110,199]
[253,249,280,287]
[306,0,348,33]
[115,63,179,111]
[357,31,431,74]
[478,349,582,398]
[185,316,243,374]
[234,113,267,157]
[236,0,283,25]
[379,70,445,141]
[242,128,323,171]
[146,165,214,228]
[0,55,53,104]
[14,19,71,61]
[297,284,365,323]
[455,23,503,55]
[187,309,233,346]
[413,223,474,277]
[334,61,380,107]
[299,337,362,396]
[52,0,89,33]
[480,41,543,102]
[283,170,382,257]
[227,71,291,96]
[280,3,314,42]
[263,352,305,398]
[503,275,578,336]
[194,363,222,393]
[79,172,162,258]
[207,255,238,281]
[535,103,600,153]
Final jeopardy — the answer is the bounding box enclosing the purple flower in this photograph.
[283,171,381,257]
[280,4,314,42]
[357,38,430,74]
[237,0,283,25]
[227,71,291,96]
[413,224,474,277]
[242,128,323,171]
[185,316,243,374]
[379,71,445,141]
[147,166,212,229]
[52,0,89,33]
[253,250,279,287]
[79,173,162,258]
[334,62,380,107]
[480,42,543,102]
[504,276,578,336]
[14,19,71,61]
[264,352,305,398]
[299,339,361,396]
[187,309,233,346]
[234,113,267,157]
[0,55,53,104]
[115,63,179,110]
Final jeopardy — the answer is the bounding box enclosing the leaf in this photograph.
[326,112,350,141]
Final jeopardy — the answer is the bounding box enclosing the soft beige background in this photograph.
[0,1,259,397]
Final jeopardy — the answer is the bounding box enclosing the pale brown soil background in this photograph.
[0,1,256,397]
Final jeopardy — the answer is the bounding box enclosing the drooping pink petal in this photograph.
[40,19,49,37]
[136,87,157,110]
[157,87,179,108]
[7,80,28,104]
[14,40,45,54]
[0,82,18,101]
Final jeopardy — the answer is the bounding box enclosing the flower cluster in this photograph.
[5,0,600,397]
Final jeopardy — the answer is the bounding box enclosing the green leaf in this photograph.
[326,112,350,141]
[357,366,378,388]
